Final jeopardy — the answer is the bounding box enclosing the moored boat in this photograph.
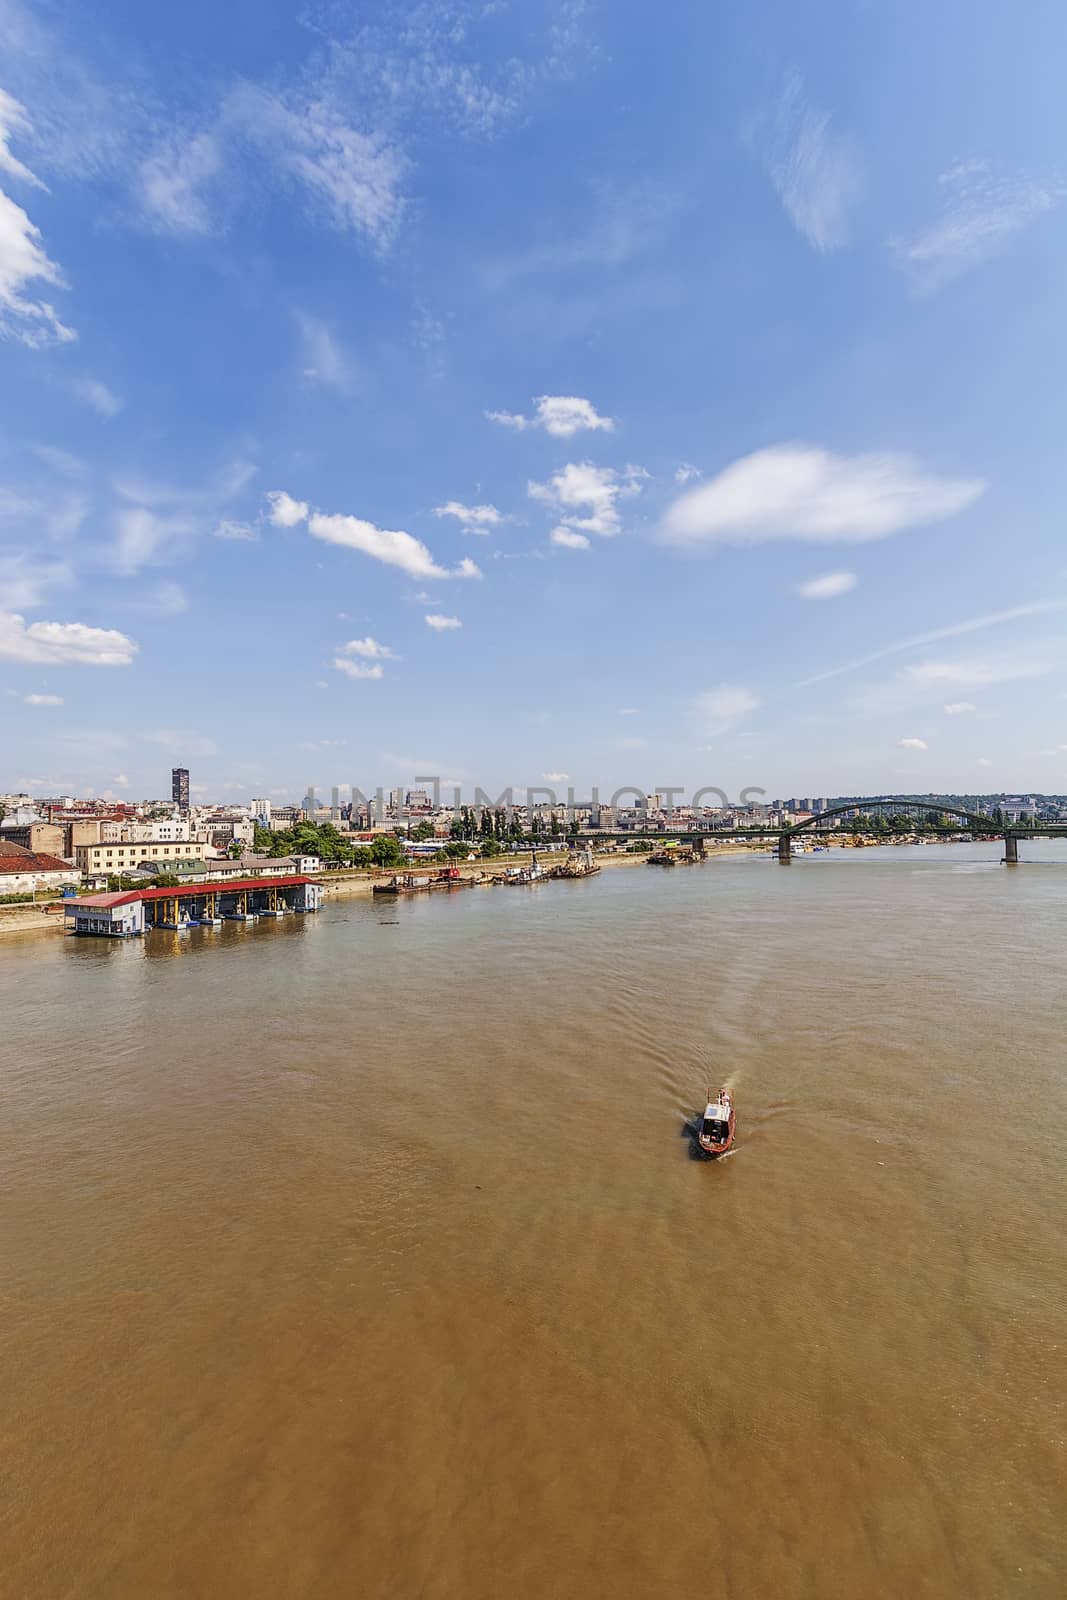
[697,1088,735,1156]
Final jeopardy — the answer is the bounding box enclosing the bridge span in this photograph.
[584,798,1067,865]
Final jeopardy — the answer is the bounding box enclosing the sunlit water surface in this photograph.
[2,844,1065,1598]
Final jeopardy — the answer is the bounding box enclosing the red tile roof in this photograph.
[0,852,75,874]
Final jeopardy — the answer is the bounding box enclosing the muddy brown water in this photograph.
[2,845,1064,1597]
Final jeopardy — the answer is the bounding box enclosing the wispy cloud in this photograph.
[213,519,259,542]
[425,613,462,630]
[898,737,928,751]
[797,600,1067,688]
[944,701,977,715]
[138,86,406,249]
[749,71,862,253]
[488,395,614,438]
[296,311,355,392]
[695,684,759,736]
[893,160,1065,294]
[0,553,71,609]
[65,375,123,419]
[662,445,984,549]
[138,581,188,615]
[23,692,63,705]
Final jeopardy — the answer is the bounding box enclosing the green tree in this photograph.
[480,807,494,840]
[550,812,561,837]
[481,838,501,858]
[370,834,404,867]
[411,820,434,841]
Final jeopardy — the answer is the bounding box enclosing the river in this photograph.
[2,843,1065,1598]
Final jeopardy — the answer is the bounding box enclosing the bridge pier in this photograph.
[1003,834,1019,865]
[778,832,792,863]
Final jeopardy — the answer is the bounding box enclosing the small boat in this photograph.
[199,915,223,926]
[697,1088,735,1156]
[373,873,432,895]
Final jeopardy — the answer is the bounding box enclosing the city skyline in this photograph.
[4,2,1067,797]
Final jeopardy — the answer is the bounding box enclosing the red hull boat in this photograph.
[697,1088,735,1156]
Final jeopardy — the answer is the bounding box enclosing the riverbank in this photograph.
[316,843,756,900]
[0,843,760,934]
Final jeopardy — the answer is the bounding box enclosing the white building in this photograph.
[0,848,80,896]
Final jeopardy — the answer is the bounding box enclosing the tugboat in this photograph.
[697,1088,735,1156]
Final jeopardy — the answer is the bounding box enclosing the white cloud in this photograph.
[0,175,75,348]
[0,611,138,665]
[487,395,615,438]
[338,636,396,660]
[425,613,462,630]
[797,570,857,599]
[662,445,985,548]
[112,773,130,788]
[529,460,646,539]
[66,375,122,419]
[750,71,862,253]
[551,526,590,550]
[213,519,259,542]
[675,462,701,485]
[306,507,482,581]
[0,92,74,346]
[695,684,759,735]
[898,737,928,751]
[944,701,977,715]
[894,160,1065,294]
[266,490,310,528]
[977,758,993,768]
[24,692,62,705]
[332,657,384,681]
[434,500,501,535]
[618,707,639,715]
[543,771,569,783]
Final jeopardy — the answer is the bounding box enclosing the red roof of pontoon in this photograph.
[68,875,313,908]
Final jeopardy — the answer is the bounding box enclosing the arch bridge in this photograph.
[586,797,1067,864]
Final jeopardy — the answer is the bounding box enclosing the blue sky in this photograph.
[2,0,1067,803]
